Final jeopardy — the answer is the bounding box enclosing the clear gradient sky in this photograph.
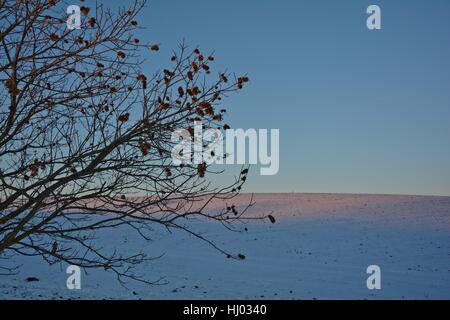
[114,0,450,196]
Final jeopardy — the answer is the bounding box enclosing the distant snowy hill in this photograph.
[1,193,450,299]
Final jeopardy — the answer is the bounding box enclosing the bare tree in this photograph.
[0,0,264,283]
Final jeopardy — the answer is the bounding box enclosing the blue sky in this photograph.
[114,0,450,195]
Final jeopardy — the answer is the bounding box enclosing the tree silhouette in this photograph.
[0,0,262,283]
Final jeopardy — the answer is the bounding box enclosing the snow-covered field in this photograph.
[1,193,450,300]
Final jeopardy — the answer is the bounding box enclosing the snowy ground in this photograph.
[1,193,450,300]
